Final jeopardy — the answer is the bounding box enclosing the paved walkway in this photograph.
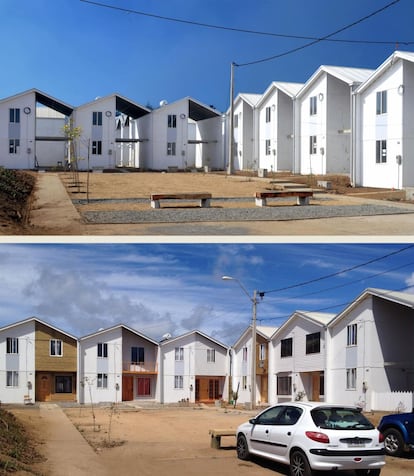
[39,403,109,476]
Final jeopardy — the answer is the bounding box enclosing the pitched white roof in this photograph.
[257,81,304,108]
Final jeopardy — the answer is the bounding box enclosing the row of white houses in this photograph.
[0,50,414,191]
[1,287,413,412]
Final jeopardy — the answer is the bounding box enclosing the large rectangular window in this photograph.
[131,346,145,364]
[277,375,292,395]
[167,142,176,156]
[346,368,357,390]
[207,349,215,363]
[6,371,19,387]
[55,376,72,393]
[9,108,20,123]
[97,373,108,388]
[306,332,320,354]
[309,135,317,155]
[376,90,387,115]
[9,139,20,154]
[174,375,183,389]
[92,140,102,155]
[376,140,387,163]
[6,337,19,354]
[281,337,293,358]
[50,339,63,356]
[175,347,184,361]
[92,111,103,125]
[97,342,108,358]
[310,96,317,115]
[347,324,358,346]
[167,114,177,128]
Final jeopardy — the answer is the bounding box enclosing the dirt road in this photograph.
[10,404,414,476]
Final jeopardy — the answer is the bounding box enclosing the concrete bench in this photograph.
[255,188,313,207]
[209,429,236,449]
[150,192,212,209]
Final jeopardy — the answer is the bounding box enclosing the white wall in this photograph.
[195,115,225,170]
[35,107,67,167]
[231,332,253,405]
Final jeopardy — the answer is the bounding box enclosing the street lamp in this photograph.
[222,275,263,409]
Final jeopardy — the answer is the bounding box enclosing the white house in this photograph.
[78,324,159,405]
[295,66,373,176]
[137,97,223,171]
[326,288,414,412]
[354,51,414,190]
[270,311,334,405]
[231,325,277,407]
[72,94,150,170]
[230,93,262,171]
[159,330,229,404]
[256,82,303,173]
[0,89,73,169]
[0,317,78,404]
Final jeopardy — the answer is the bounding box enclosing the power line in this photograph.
[80,0,411,48]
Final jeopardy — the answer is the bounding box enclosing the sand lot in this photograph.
[9,404,414,476]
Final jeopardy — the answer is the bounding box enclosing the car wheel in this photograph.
[355,469,381,476]
[383,428,404,457]
[290,450,313,476]
[236,434,250,461]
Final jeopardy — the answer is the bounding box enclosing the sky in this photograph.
[0,0,413,112]
[1,242,414,345]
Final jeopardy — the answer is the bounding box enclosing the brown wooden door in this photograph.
[137,377,151,397]
[36,373,52,402]
[312,372,320,401]
[122,376,134,401]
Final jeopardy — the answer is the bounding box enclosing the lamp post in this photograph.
[222,275,261,409]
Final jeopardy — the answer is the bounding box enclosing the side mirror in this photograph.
[249,418,257,425]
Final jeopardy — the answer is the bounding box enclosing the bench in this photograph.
[150,192,212,209]
[255,188,313,207]
[209,429,236,449]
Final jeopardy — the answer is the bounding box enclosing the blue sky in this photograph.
[0,242,413,344]
[0,0,413,111]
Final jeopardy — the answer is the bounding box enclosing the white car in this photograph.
[236,402,385,476]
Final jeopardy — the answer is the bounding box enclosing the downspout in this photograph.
[350,84,357,187]
[159,344,164,404]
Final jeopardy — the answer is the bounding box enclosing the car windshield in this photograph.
[311,407,374,430]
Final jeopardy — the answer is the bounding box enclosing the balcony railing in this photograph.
[122,361,158,373]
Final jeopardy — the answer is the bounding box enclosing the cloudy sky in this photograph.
[0,0,413,111]
[1,242,413,344]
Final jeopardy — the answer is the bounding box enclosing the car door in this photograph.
[267,406,303,459]
[249,406,286,455]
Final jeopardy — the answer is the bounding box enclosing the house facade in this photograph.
[160,330,229,404]
[257,82,303,173]
[354,51,414,190]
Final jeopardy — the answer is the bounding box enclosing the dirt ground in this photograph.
[8,404,414,476]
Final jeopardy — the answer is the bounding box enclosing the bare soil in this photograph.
[6,405,414,476]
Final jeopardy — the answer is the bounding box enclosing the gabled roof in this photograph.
[0,316,78,340]
[154,97,221,121]
[257,81,304,108]
[329,287,414,327]
[76,93,151,119]
[232,325,278,349]
[355,50,414,95]
[296,65,374,99]
[159,329,228,350]
[79,323,158,346]
[229,93,262,113]
[270,310,336,340]
[0,88,74,116]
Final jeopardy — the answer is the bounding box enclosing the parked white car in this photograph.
[236,402,385,476]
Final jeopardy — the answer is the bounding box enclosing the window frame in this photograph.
[376,90,387,115]
[175,347,184,361]
[9,108,20,124]
[277,375,292,396]
[167,142,176,156]
[347,323,358,346]
[55,375,73,393]
[174,375,183,389]
[346,368,357,390]
[9,139,20,154]
[310,96,317,116]
[306,332,321,354]
[50,339,63,357]
[376,139,387,163]
[6,370,19,387]
[265,139,271,156]
[131,346,145,364]
[309,135,317,155]
[97,342,108,358]
[92,140,102,155]
[207,348,215,363]
[97,373,108,389]
[280,337,293,358]
[92,111,103,126]
[265,106,271,123]
[6,337,19,354]
[167,114,177,128]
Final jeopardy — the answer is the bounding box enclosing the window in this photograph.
[6,371,18,387]
[207,349,215,363]
[175,347,184,361]
[6,337,18,354]
[310,96,317,115]
[242,346,248,361]
[131,346,145,364]
[167,142,176,156]
[346,368,357,390]
[234,114,238,128]
[92,140,102,155]
[167,114,177,128]
[259,344,266,361]
[376,90,387,115]
[265,106,271,123]
[347,324,358,346]
[97,373,108,388]
[242,375,247,390]
[50,339,63,356]
[306,332,320,354]
[376,140,387,163]
[174,375,183,389]
[277,375,292,395]
[281,337,293,358]
[9,139,20,154]
[55,376,72,393]
[92,111,102,125]
[9,108,20,123]
[309,135,317,155]
[97,342,108,358]
[265,139,271,156]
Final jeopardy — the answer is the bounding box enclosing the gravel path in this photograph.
[83,202,414,224]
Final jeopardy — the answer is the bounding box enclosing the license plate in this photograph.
[348,442,365,447]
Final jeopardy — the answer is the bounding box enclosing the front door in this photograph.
[137,377,151,397]
[122,376,134,401]
[36,373,52,402]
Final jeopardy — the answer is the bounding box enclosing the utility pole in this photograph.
[227,62,235,175]
[251,289,257,409]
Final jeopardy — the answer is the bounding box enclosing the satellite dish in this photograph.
[162,332,172,340]
[159,99,168,107]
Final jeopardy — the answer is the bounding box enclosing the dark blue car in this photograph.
[377,411,414,457]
